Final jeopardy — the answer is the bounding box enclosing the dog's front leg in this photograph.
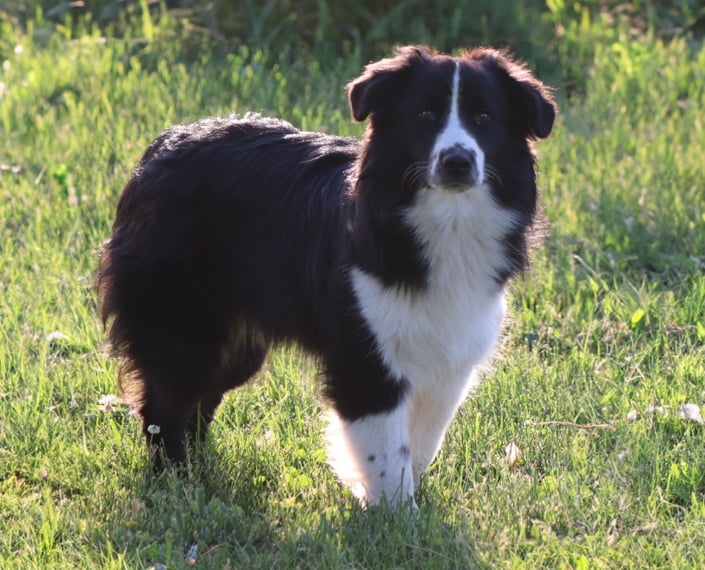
[408,376,476,486]
[326,400,415,509]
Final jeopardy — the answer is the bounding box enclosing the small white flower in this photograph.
[46,330,69,342]
[97,394,120,412]
[678,403,704,424]
[14,44,23,55]
[147,424,161,435]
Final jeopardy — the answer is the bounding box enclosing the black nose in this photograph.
[436,147,477,188]
[439,148,476,180]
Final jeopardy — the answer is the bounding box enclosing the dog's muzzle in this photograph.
[434,146,480,190]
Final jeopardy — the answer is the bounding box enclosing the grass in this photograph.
[1,3,705,568]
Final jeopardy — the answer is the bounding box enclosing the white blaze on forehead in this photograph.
[431,62,485,185]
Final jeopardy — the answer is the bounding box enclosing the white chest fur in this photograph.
[351,185,517,391]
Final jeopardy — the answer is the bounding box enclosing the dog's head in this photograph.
[348,46,556,199]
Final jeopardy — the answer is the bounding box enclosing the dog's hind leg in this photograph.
[186,341,269,444]
[134,338,225,472]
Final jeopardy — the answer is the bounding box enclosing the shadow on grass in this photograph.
[102,440,485,569]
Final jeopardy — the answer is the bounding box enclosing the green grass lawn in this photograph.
[1,3,705,568]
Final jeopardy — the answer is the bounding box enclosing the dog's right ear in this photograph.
[348,46,432,122]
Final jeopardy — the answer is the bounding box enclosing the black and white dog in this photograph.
[98,46,556,507]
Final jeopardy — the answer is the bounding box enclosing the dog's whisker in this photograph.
[484,164,503,188]
[402,162,430,189]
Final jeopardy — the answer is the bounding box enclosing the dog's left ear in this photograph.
[348,45,432,122]
[482,50,557,140]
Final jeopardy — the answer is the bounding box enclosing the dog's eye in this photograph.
[418,109,436,121]
[474,112,491,125]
